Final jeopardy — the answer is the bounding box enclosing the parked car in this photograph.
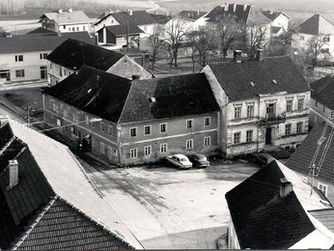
[250,152,275,167]
[166,154,193,169]
[187,154,210,168]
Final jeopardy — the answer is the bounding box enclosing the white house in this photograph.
[261,10,289,37]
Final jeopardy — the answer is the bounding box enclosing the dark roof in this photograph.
[206,4,271,26]
[178,10,206,21]
[0,32,94,54]
[309,208,334,233]
[96,11,157,26]
[286,123,334,184]
[261,10,288,21]
[225,161,315,249]
[310,75,334,109]
[40,10,91,25]
[26,27,57,35]
[119,73,220,123]
[46,38,124,71]
[17,198,133,250]
[208,57,310,101]
[104,24,144,36]
[44,66,132,123]
[0,122,13,151]
[298,14,334,35]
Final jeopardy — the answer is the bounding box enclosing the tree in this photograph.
[187,30,199,73]
[164,19,187,67]
[307,36,327,69]
[195,28,215,66]
[243,24,268,59]
[148,25,164,69]
[216,16,242,59]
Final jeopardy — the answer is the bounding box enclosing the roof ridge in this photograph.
[12,195,58,250]
[117,80,134,124]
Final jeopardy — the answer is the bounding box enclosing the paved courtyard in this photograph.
[84,161,259,249]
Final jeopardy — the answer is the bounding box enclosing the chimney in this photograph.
[243,4,248,11]
[280,178,293,198]
[255,48,264,61]
[197,10,200,15]
[8,159,18,189]
[129,10,133,16]
[68,8,73,13]
[58,9,63,14]
[234,50,242,63]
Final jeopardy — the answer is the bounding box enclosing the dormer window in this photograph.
[272,79,277,84]
[149,97,156,103]
[250,81,255,87]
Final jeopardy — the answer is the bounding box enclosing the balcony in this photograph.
[258,113,286,125]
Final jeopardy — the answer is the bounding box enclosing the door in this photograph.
[40,66,47,79]
[265,127,272,145]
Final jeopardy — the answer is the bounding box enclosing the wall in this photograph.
[47,61,73,86]
[310,98,334,127]
[58,23,90,33]
[0,51,50,82]
[94,15,120,32]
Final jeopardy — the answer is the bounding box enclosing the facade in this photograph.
[261,10,289,37]
[39,9,92,33]
[46,38,152,85]
[201,52,311,158]
[309,76,334,127]
[0,31,93,83]
[0,119,141,249]
[225,160,334,249]
[43,66,220,166]
[287,123,334,205]
[291,14,334,61]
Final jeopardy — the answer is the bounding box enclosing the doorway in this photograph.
[40,66,47,79]
[265,127,272,145]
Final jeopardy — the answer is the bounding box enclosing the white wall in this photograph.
[58,23,90,33]
[271,14,289,31]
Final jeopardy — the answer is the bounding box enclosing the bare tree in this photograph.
[148,25,164,69]
[243,24,268,59]
[187,30,199,73]
[164,19,187,67]
[216,16,242,59]
[195,28,215,66]
[307,36,327,69]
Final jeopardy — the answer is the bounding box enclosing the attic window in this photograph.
[272,79,277,84]
[250,82,255,87]
[87,88,92,94]
[149,97,156,103]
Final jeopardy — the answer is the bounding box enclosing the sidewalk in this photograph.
[0,79,48,91]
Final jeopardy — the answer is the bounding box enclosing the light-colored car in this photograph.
[166,154,193,169]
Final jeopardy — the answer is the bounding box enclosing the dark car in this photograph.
[188,154,210,168]
[250,152,275,167]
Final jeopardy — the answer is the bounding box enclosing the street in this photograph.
[84,161,260,249]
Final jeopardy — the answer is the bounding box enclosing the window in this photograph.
[320,48,330,53]
[331,110,334,120]
[247,105,254,118]
[49,63,53,70]
[234,106,241,119]
[130,148,137,158]
[186,119,193,128]
[323,36,330,42]
[40,53,48,59]
[204,117,211,126]
[100,142,106,154]
[144,146,152,156]
[286,100,293,112]
[296,122,303,133]
[59,66,62,77]
[15,70,25,78]
[285,124,291,135]
[204,136,211,146]
[266,103,275,115]
[144,125,151,135]
[318,183,328,196]
[323,105,326,113]
[63,25,66,29]
[300,35,304,40]
[72,27,75,31]
[76,27,79,31]
[186,139,193,150]
[315,100,318,107]
[160,143,167,153]
[234,132,241,145]
[101,122,105,132]
[56,119,62,126]
[15,55,23,62]
[108,126,113,136]
[160,123,167,133]
[83,26,86,31]
[246,130,253,143]
[130,127,137,137]
[297,99,304,112]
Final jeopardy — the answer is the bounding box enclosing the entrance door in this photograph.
[40,66,47,79]
[265,127,272,145]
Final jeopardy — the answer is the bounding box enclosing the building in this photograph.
[39,9,92,33]
[287,123,334,204]
[46,38,153,86]
[42,66,221,166]
[201,51,311,158]
[309,76,334,126]
[224,160,334,249]
[96,24,144,50]
[0,119,142,249]
[95,10,159,37]
[291,14,334,61]
[178,10,207,22]
[0,31,93,83]
[261,10,289,37]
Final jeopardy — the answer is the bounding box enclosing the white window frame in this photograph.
[296,122,303,134]
[160,123,168,133]
[186,139,193,150]
[130,148,138,158]
[144,125,152,136]
[129,127,137,137]
[204,136,211,147]
[186,119,193,129]
[56,118,62,127]
[204,117,211,127]
[247,105,254,118]
[318,182,328,197]
[100,142,105,155]
[285,123,292,135]
[234,106,241,119]
[160,143,168,153]
[144,145,152,156]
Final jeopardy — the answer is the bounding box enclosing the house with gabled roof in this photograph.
[46,38,153,86]
[261,10,289,37]
[0,119,141,249]
[0,31,93,83]
[42,66,220,166]
[39,9,92,33]
[291,14,334,61]
[223,160,334,249]
[201,51,311,158]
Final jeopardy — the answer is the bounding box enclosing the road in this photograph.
[84,161,259,249]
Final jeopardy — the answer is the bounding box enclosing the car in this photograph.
[187,154,210,168]
[166,154,193,169]
[250,152,275,167]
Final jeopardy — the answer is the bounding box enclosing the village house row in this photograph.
[42,40,311,166]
